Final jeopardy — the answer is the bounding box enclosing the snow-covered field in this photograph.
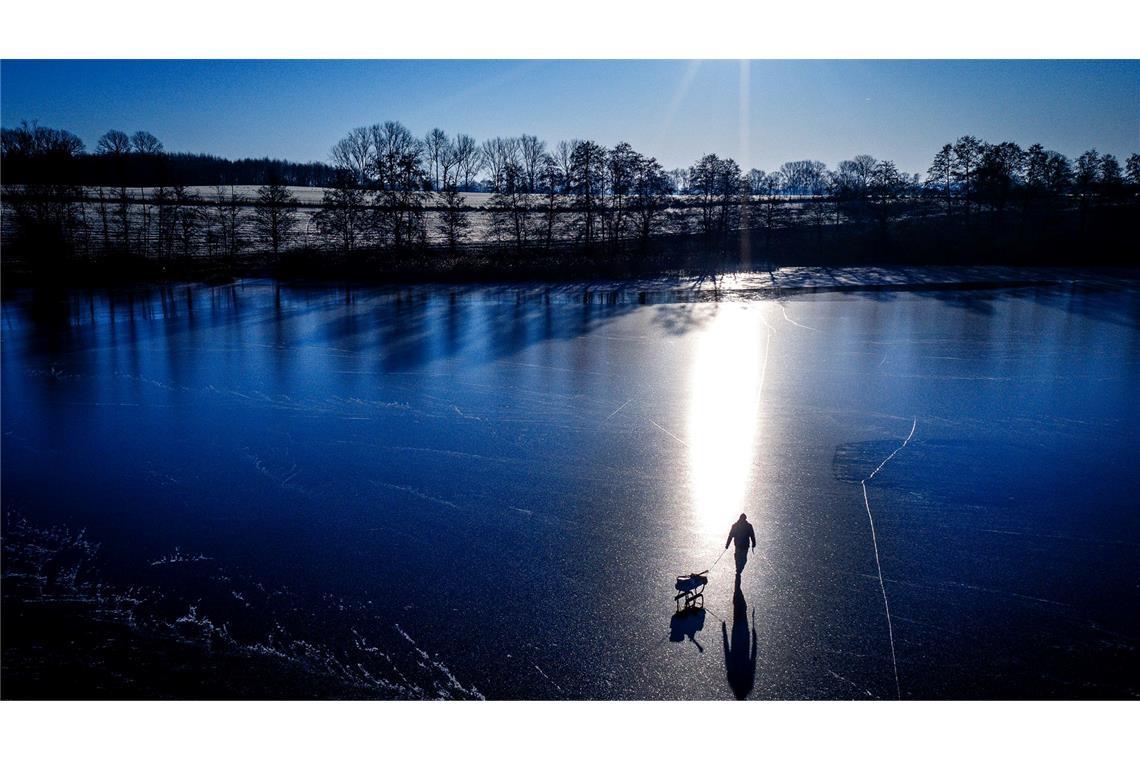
[91,186,501,208]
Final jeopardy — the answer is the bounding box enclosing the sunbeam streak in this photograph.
[686,306,768,534]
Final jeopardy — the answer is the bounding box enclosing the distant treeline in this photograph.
[2,120,1138,281]
[1,125,337,187]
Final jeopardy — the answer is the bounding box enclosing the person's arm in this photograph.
[749,524,756,549]
[725,528,732,550]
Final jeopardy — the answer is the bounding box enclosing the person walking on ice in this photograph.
[725,513,756,575]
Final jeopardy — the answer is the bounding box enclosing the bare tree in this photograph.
[1125,154,1140,188]
[453,134,480,191]
[777,160,826,197]
[480,137,521,193]
[836,154,877,201]
[212,185,245,259]
[555,140,579,191]
[689,154,742,236]
[254,178,299,260]
[951,135,986,215]
[330,127,374,187]
[437,179,471,252]
[977,141,1025,211]
[315,172,371,254]
[438,137,461,188]
[867,160,907,232]
[536,154,565,252]
[488,160,531,251]
[128,131,164,255]
[758,172,784,237]
[0,124,87,261]
[1074,149,1102,198]
[668,167,688,195]
[519,134,546,192]
[96,130,133,254]
[424,128,448,190]
[153,185,177,258]
[925,144,953,213]
[605,142,640,248]
[96,129,132,157]
[371,121,428,250]
[747,169,767,196]
[130,131,163,155]
[1100,154,1123,190]
[567,140,607,248]
[1045,151,1073,194]
[632,155,672,246]
[689,154,721,234]
[172,185,201,259]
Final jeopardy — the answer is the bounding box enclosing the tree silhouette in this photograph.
[314,172,370,254]
[951,135,986,215]
[632,155,672,247]
[130,131,163,155]
[568,140,607,249]
[926,144,954,214]
[453,134,481,191]
[977,141,1025,211]
[4,116,1137,272]
[424,128,448,191]
[96,129,134,254]
[254,177,299,260]
[536,154,565,253]
[211,185,245,259]
[96,130,131,157]
[1125,154,1140,188]
[330,127,373,187]
[519,134,545,193]
[437,180,471,253]
[373,121,428,251]
[605,142,640,249]
[488,160,530,252]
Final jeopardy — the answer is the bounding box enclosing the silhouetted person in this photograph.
[725,513,756,575]
[722,575,758,700]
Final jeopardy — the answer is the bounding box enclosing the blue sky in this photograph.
[2,60,1136,174]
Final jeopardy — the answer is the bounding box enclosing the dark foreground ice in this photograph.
[2,272,1137,699]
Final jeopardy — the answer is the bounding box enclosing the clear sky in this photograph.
[2,60,1137,175]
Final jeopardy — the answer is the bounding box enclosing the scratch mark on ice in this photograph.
[860,417,917,700]
[604,398,633,422]
[649,419,687,447]
[780,305,818,331]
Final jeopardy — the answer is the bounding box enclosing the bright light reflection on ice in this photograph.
[686,305,767,535]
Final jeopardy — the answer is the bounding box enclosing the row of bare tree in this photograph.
[4,119,1139,265]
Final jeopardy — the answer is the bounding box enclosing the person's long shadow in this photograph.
[722,574,758,700]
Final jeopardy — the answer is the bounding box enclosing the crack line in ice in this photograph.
[756,317,775,411]
[649,419,687,447]
[859,417,916,700]
[827,668,875,698]
[780,305,819,331]
[534,664,564,693]
[604,398,634,422]
[866,418,917,481]
[375,481,462,511]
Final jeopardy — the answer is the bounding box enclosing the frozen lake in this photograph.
[2,274,1137,699]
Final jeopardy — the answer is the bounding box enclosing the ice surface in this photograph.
[2,273,1138,698]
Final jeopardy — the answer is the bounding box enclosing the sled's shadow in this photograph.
[669,607,708,653]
